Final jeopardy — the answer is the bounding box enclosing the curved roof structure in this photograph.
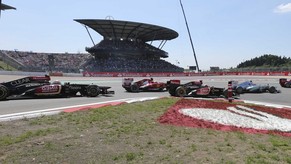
[74,19,178,42]
[0,1,16,10]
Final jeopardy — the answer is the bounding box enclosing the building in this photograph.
[75,19,183,73]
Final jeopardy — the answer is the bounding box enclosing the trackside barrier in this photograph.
[0,71,46,76]
[228,81,233,103]
[49,72,63,76]
[0,71,82,77]
[0,71,290,77]
[82,71,291,77]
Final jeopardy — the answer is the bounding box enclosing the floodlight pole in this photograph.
[179,0,200,72]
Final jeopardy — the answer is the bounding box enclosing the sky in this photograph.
[0,0,291,71]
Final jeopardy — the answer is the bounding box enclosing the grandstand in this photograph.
[0,19,183,73]
[0,50,90,73]
[75,19,184,73]
[0,0,16,17]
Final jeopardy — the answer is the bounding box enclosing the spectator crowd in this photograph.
[0,48,183,73]
[84,56,183,73]
[1,50,90,73]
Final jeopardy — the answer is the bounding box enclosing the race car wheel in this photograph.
[175,86,186,97]
[286,83,291,88]
[236,87,243,94]
[268,86,276,93]
[86,85,100,97]
[169,89,176,96]
[0,85,9,101]
[125,88,131,92]
[130,84,139,92]
[223,89,228,98]
[80,91,87,96]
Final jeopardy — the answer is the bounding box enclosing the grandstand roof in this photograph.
[74,19,178,42]
[0,2,16,10]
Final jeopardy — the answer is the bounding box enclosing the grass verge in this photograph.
[0,97,290,163]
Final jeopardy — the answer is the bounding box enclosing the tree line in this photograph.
[237,54,291,68]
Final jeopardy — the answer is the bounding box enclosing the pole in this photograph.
[228,81,233,103]
[179,0,200,72]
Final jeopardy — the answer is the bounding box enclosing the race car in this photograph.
[167,79,233,98]
[0,75,114,100]
[122,78,167,92]
[279,78,291,88]
[232,80,280,94]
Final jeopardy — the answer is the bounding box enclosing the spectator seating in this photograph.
[1,49,184,73]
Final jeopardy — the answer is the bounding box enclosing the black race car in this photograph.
[167,79,234,98]
[0,75,114,100]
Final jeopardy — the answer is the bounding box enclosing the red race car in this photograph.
[279,78,291,88]
[122,78,167,92]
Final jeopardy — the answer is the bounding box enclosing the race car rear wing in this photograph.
[168,80,180,85]
[279,78,287,87]
[229,80,239,88]
[122,78,134,86]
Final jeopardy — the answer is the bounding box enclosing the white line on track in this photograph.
[188,98,291,109]
[1,96,289,122]
[0,97,160,122]
[243,100,291,109]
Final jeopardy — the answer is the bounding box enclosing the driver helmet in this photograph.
[52,80,61,85]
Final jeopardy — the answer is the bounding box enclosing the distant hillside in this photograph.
[237,54,291,68]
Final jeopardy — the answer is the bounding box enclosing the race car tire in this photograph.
[236,87,243,94]
[286,83,291,88]
[80,91,87,96]
[86,85,100,97]
[223,89,228,98]
[0,85,9,100]
[175,86,186,97]
[130,84,139,92]
[169,89,176,96]
[268,86,276,93]
[125,88,131,92]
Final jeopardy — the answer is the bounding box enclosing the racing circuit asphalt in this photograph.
[0,75,291,116]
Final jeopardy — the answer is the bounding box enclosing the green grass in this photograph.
[0,97,290,163]
[0,128,60,146]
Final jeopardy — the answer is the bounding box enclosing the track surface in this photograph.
[0,75,290,115]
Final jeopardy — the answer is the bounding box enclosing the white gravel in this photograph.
[180,105,291,132]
